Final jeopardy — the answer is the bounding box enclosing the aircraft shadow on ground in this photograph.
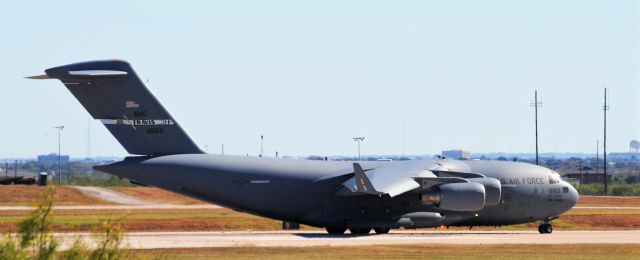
[293,231,530,238]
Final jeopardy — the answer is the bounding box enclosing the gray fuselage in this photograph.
[97,155,579,229]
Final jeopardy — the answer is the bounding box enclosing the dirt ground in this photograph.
[577,196,640,206]
[129,244,640,259]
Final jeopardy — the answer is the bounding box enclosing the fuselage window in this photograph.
[563,187,569,193]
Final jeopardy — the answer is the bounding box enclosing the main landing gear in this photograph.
[325,227,391,235]
[373,227,391,234]
[326,226,347,235]
[538,223,553,234]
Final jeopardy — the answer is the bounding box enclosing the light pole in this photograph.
[260,135,264,158]
[603,88,610,195]
[353,137,365,161]
[53,125,64,185]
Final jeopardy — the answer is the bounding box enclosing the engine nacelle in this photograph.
[467,177,501,206]
[421,182,485,211]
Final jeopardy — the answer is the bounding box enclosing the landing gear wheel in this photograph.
[349,227,372,235]
[538,223,553,234]
[326,226,347,235]
[374,227,390,234]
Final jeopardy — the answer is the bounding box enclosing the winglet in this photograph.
[353,163,383,195]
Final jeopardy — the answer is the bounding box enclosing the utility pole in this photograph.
[87,118,91,159]
[596,140,599,176]
[14,160,17,177]
[530,90,542,165]
[260,135,264,158]
[54,125,64,185]
[603,88,610,195]
[4,160,7,177]
[578,161,583,189]
[221,144,224,156]
[353,137,365,161]
[402,124,406,157]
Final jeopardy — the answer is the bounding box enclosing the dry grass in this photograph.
[129,244,640,259]
[2,188,640,233]
[111,187,205,205]
[0,205,639,233]
[0,186,110,206]
[0,208,301,233]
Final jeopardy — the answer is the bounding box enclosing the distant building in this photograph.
[556,164,610,184]
[441,149,471,160]
[37,153,69,164]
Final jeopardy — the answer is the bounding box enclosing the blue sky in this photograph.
[0,1,637,158]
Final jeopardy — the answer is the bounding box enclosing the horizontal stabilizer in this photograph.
[26,74,50,79]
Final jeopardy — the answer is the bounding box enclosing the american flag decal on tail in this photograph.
[126,100,139,108]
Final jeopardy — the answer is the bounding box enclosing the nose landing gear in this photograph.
[538,223,553,234]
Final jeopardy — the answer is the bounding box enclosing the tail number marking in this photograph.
[146,127,164,134]
[100,119,175,126]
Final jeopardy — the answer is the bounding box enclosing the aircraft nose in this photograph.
[566,182,579,209]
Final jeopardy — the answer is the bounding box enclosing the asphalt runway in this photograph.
[55,230,640,249]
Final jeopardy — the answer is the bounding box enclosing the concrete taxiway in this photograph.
[54,230,640,249]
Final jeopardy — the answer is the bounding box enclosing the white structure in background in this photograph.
[631,139,640,153]
[441,149,472,160]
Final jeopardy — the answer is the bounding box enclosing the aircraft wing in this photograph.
[340,160,439,197]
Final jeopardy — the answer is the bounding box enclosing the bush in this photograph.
[0,184,131,259]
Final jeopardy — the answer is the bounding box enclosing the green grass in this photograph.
[577,183,640,196]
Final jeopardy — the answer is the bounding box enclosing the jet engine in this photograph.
[421,182,485,211]
[467,177,501,206]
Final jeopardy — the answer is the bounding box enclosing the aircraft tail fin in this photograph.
[30,60,203,156]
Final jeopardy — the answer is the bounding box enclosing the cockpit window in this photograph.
[549,174,561,184]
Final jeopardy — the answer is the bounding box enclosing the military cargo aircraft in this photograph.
[29,60,578,235]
